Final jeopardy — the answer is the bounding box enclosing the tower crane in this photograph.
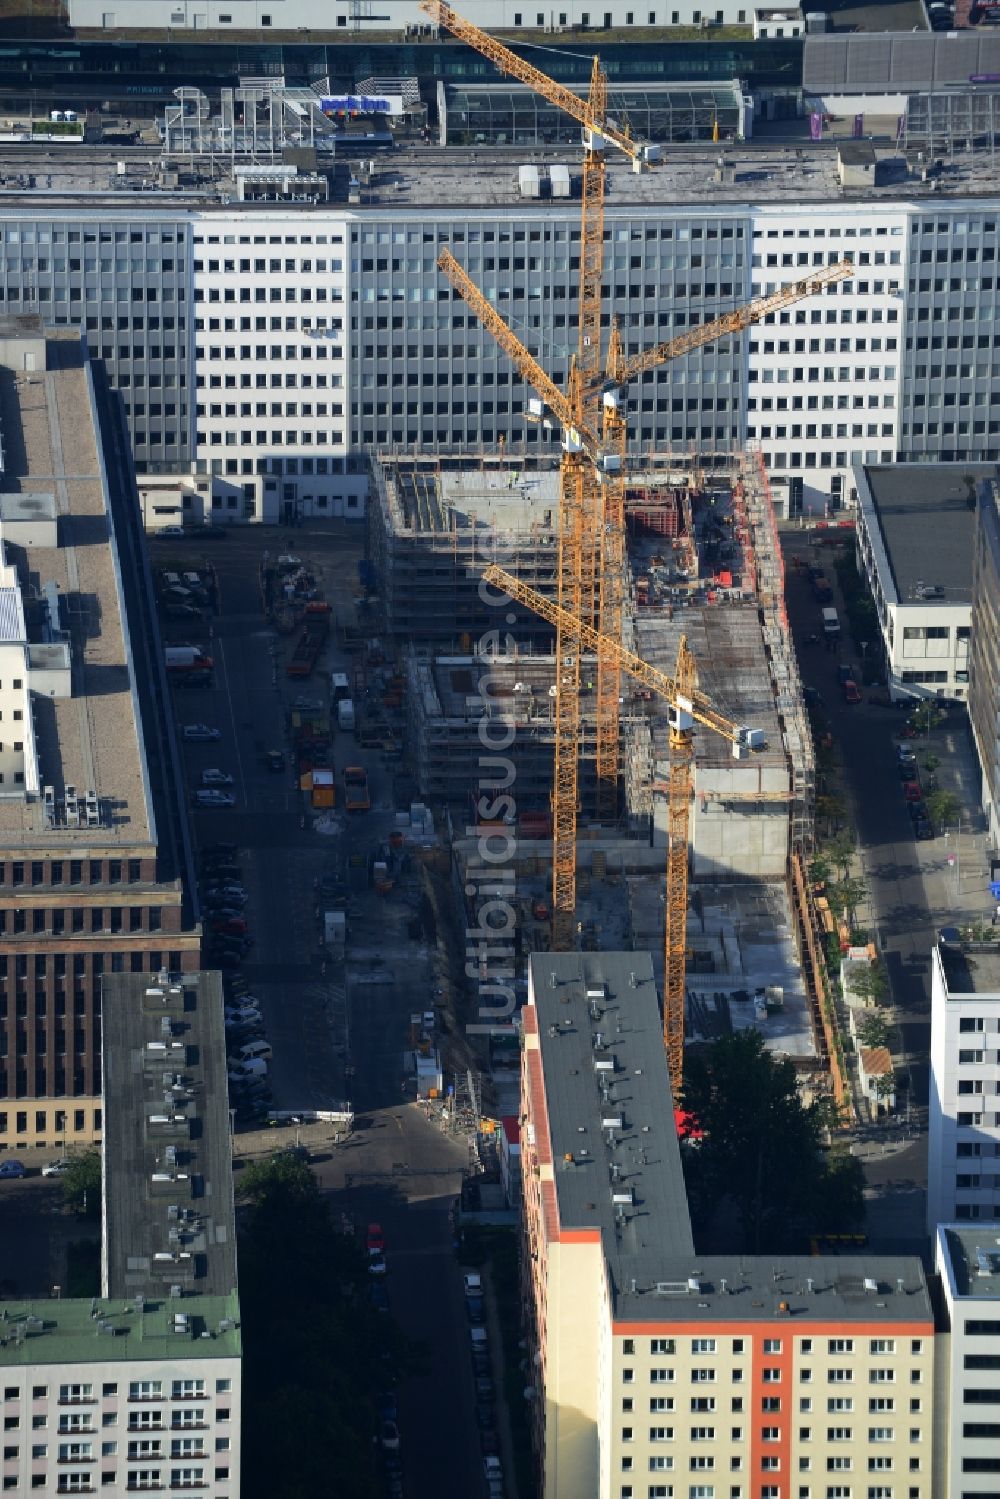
[439,247,853,951]
[421,0,658,950]
[423,0,853,957]
[481,562,769,1098]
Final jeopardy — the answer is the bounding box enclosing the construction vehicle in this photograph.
[344,766,371,812]
[482,562,788,1100]
[286,601,332,679]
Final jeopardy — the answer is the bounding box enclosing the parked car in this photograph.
[0,1160,26,1179]
[481,1429,500,1457]
[366,1222,385,1255]
[377,1392,398,1423]
[379,1421,400,1452]
[158,524,185,537]
[475,1403,495,1431]
[915,820,935,841]
[201,843,238,859]
[842,679,862,705]
[475,1376,495,1401]
[904,781,923,803]
[898,761,919,782]
[466,1294,485,1325]
[182,723,221,742]
[836,662,854,686]
[201,769,235,787]
[368,1252,387,1277]
[203,883,247,901]
[226,1003,262,1022]
[213,918,249,937]
[370,1281,390,1313]
[194,790,235,808]
[41,1158,70,1177]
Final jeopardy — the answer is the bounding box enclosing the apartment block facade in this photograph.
[928,939,1000,1234]
[0,186,998,523]
[521,952,935,1499]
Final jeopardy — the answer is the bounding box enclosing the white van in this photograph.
[331,672,350,703]
[239,1039,272,1064]
[230,1056,268,1079]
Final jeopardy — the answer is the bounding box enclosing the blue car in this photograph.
[0,1159,26,1179]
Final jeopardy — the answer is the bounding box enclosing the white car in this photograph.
[194,790,235,808]
[158,525,185,537]
[201,769,234,787]
[368,1252,387,1277]
[41,1158,71,1178]
[183,724,221,742]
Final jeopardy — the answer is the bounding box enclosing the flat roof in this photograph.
[0,331,154,846]
[862,463,997,607]
[937,940,1000,996]
[529,951,697,1317]
[0,1294,241,1367]
[4,134,1000,206]
[942,1225,1000,1300]
[611,1253,932,1324]
[101,971,237,1302]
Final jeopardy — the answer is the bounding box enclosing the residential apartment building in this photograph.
[927,936,1000,1234]
[1,147,999,522]
[0,320,200,1154]
[521,951,935,1499]
[0,969,241,1498]
[969,475,1000,851]
[851,462,988,702]
[936,1224,1000,1499]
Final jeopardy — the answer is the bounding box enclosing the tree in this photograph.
[236,1153,420,1499]
[925,788,960,829]
[683,1030,864,1253]
[872,1072,896,1108]
[826,829,856,878]
[808,855,831,889]
[829,874,867,927]
[61,1151,101,1217]
[815,793,846,835]
[849,963,888,1009]
[811,1149,865,1234]
[856,1011,889,1049]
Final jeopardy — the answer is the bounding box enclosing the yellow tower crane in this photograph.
[481,562,770,1097]
[421,0,658,949]
[440,248,853,961]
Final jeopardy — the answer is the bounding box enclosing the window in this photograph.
[170,1382,204,1401]
[59,1386,93,1405]
[128,1383,161,1402]
[828,1340,854,1355]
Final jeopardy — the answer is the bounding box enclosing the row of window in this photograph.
[4,1380,229,1404]
[622,1339,913,1357]
[195,257,342,273]
[0,1108,96,1136]
[0,949,184,979]
[0,860,148,888]
[621,1458,916,1472]
[0,907,162,935]
[618,1424,913,1443]
[618,1486,921,1499]
[624,1399,920,1414]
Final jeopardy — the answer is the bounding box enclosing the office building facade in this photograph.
[928,939,1000,1234]
[936,1225,1000,1499]
[0,322,199,1154]
[0,186,997,522]
[969,476,1000,851]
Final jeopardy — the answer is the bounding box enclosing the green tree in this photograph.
[683,1031,864,1253]
[872,1072,896,1107]
[815,793,846,835]
[849,963,888,1009]
[61,1151,101,1217]
[856,1011,890,1049]
[237,1153,420,1499]
[925,788,961,829]
[826,829,856,878]
[811,1149,865,1234]
[808,855,831,888]
[829,874,867,927]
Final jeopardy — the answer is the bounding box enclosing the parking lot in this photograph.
[151,522,500,1499]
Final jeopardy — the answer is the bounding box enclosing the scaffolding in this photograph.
[739,444,816,861]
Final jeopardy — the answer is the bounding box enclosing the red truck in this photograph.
[344,766,371,812]
[286,601,332,679]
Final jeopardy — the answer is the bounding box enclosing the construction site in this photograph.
[357,0,843,1112]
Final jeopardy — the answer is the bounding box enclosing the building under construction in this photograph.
[403,648,654,826]
[367,456,564,648]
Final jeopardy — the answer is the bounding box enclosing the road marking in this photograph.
[217,637,249,809]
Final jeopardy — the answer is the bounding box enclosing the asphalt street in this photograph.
[781,526,995,1252]
[156,524,491,1499]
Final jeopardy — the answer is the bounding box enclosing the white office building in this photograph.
[928,937,1000,1234]
[936,1223,1000,1499]
[0,136,998,524]
[852,461,989,701]
[69,0,760,33]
